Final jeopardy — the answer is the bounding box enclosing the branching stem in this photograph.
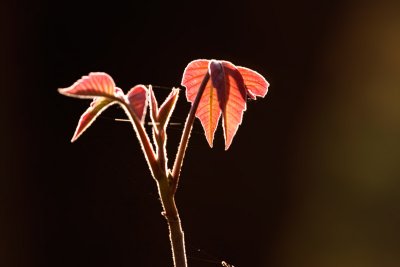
[122,103,162,178]
[125,72,210,267]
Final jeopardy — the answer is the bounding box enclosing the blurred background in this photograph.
[1,0,400,266]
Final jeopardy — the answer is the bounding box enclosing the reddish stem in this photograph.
[122,103,162,178]
[126,73,210,267]
[171,73,210,190]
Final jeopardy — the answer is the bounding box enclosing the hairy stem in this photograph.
[157,176,187,267]
[126,73,210,267]
[124,97,187,267]
[171,73,210,188]
[156,129,168,175]
[122,103,162,178]
[157,73,210,267]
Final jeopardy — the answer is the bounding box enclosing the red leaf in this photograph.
[60,73,150,140]
[237,66,269,99]
[157,88,180,129]
[210,60,247,150]
[148,86,180,132]
[182,59,269,150]
[71,97,116,142]
[182,60,221,147]
[126,85,149,124]
[58,72,123,100]
[148,86,159,127]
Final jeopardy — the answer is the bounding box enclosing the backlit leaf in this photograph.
[71,97,116,142]
[58,72,123,100]
[182,60,221,147]
[126,85,149,124]
[60,73,150,140]
[237,66,269,99]
[209,60,247,150]
[157,88,180,129]
[182,59,269,149]
[148,86,159,128]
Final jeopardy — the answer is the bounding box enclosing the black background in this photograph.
[2,1,400,267]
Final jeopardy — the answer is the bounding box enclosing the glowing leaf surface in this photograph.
[71,97,116,142]
[237,66,269,99]
[210,60,247,150]
[58,72,121,99]
[157,88,180,129]
[126,85,149,123]
[182,60,221,147]
[182,59,269,149]
[60,73,150,141]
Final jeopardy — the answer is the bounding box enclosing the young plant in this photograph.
[59,59,269,267]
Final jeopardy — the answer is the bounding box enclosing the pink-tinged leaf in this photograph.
[58,72,121,99]
[126,85,148,124]
[237,66,269,99]
[182,59,221,147]
[157,88,179,129]
[210,60,247,150]
[181,59,210,99]
[182,59,269,150]
[71,97,116,142]
[148,86,159,127]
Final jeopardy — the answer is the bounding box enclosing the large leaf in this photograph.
[182,59,269,150]
[182,59,221,147]
[209,60,247,150]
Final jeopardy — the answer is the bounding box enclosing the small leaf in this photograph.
[126,85,149,124]
[71,97,116,142]
[148,86,159,128]
[237,66,269,99]
[58,72,122,100]
[157,88,179,129]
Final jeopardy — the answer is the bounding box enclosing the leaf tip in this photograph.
[205,132,214,148]
[224,143,231,151]
[70,132,79,143]
[58,87,71,97]
[71,125,85,143]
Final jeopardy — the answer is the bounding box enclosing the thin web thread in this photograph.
[187,246,235,267]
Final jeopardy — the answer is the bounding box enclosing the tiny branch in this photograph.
[171,73,210,190]
[156,129,167,175]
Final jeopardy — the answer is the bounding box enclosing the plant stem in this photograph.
[157,176,187,267]
[122,103,162,178]
[167,213,186,267]
[127,73,210,267]
[124,96,187,267]
[171,73,210,188]
[159,73,210,267]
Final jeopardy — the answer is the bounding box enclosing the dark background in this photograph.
[2,0,400,266]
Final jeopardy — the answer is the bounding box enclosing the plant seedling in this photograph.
[59,59,269,267]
